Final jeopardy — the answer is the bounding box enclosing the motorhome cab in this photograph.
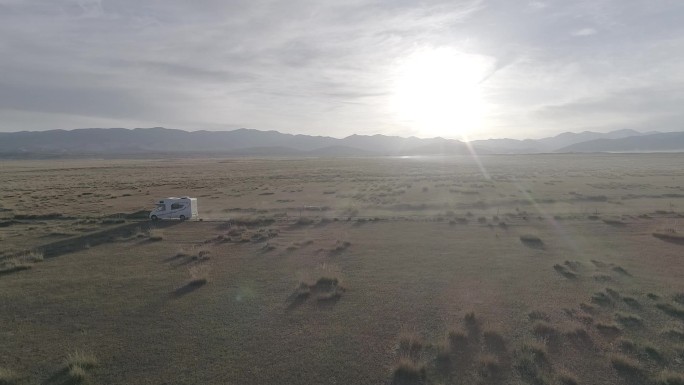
[149,197,198,220]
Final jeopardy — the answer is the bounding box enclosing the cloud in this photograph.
[0,0,683,138]
[533,84,684,131]
[572,27,597,36]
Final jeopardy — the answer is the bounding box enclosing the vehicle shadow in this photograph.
[38,220,181,259]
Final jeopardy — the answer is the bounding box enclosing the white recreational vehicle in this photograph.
[149,197,198,220]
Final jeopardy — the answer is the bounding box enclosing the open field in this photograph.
[2,154,684,385]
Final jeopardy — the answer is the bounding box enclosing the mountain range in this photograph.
[0,127,683,158]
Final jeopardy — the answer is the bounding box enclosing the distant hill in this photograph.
[0,127,470,157]
[0,127,682,158]
[472,129,650,153]
[557,132,684,153]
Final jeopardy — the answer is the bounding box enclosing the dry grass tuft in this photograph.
[316,287,343,302]
[656,371,684,385]
[593,273,613,282]
[532,321,559,341]
[564,327,592,346]
[596,322,622,337]
[553,264,577,279]
[293,282,311,300]
[64,351,98,369]
[558,371,579,385]
[478,354,503,379]
[623,296,641,308]
[0,250,44,275]
[591,292,613,306]
[515,344,551,385]
[657,303,684,320]
[0,259,32,275]
[0,368,20,385]
[398,334,424,359]
[291,276,345,304]
[329,240,351,254]
[20,250,44,263]
[67,365,88,383]
[391,359,426,385]
[662,329,684,342]
[188,263,210,283]
[528,311,551,322]
[520,234,544,248]
[674,293,684,305]
[615,312,643,328]
[617,338,637,353]
[483,330,507,353]
[147,228,163,242]
[643,345,665,363]
[605,287,620,298]
[652,231,684,243]
[612,266,631,276]
[312,276,339,290]
[579,302,596,313]
[610,354,645,379]
[447,330,469,354]
[521,341,548,365]
[464,311,477,324]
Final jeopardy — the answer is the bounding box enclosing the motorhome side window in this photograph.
[171,203,183,209]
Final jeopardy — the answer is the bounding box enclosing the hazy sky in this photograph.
[1,0,683,139]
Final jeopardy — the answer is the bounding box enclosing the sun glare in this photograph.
[391,47,493,139]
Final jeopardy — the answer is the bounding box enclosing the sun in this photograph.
[391,47,492,139]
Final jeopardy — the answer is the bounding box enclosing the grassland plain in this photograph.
[1,154,684,385]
